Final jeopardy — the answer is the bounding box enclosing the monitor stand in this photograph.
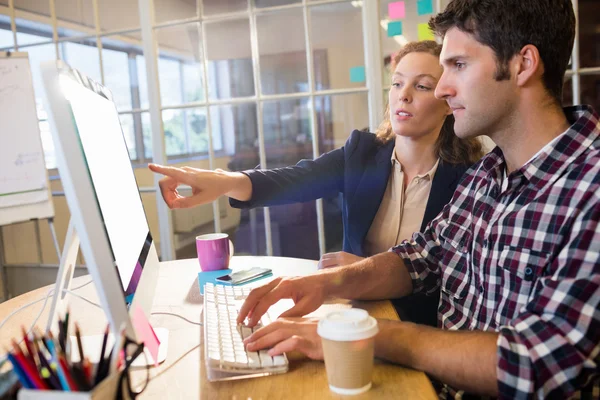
[47,218,169,367]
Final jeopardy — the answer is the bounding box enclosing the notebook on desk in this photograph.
[201,282,352,382]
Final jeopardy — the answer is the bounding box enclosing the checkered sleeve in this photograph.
[496,199,600,399]
[389,201,451,296]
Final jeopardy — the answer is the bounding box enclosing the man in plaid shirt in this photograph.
[236,0,600,398]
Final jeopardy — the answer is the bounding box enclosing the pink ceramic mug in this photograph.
[196,233,235,272]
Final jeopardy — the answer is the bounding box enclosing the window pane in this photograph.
[102,34,144,112]
[118,114,138,159]
[257,9,308,95]
[310,2,365,90]
[263,98,323,259]
[154,0,198,24]
[316,92,369,152]
[187,108,210,153]
[315,93,367,252]
[98,0,139,32]
[256,0,301,7]
[158,108,211,157]
[141,112,152,160]
[580,74,600,111]
[136,54,149,109]
[202,0,247,16]
[102,39,134,111]
[15,19,53,47]
[579,0,600,68]
[0,26,14,48]
[205,18,254,100]
[55,0,95,31]
[156,23,205,105]
[59,39,102,83]
[163,109,186,156]
[212,103,267,256]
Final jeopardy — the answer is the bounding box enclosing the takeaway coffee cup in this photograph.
[317,309,379,395]
[196,233,234,271]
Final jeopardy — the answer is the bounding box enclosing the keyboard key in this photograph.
[247,351,261,368]
[259,350,273,367]
[273,355,287,367]
[241,326,253,339]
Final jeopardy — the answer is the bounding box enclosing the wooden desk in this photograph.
[0,256,437,399]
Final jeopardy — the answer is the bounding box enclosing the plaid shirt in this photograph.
[391,105,600,399]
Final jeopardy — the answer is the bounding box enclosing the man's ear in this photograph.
[515,44,543,88]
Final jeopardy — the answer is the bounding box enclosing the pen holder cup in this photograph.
[17,371,123,400]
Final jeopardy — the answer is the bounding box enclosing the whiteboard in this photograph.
[0,52,54,226]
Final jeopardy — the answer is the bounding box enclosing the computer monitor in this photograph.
[40,60,165,360]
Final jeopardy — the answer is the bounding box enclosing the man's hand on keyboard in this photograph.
[237,275,328,327]
[243,318,323,360]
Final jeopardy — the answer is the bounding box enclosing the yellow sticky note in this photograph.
[418,23,435,41]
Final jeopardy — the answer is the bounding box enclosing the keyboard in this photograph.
[203,283,289,375]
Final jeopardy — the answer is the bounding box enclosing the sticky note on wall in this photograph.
[417,0,434,15]
[418,23,435,41]
[387,21,403,37]
[388,1,406,19]
[350,66,365,83]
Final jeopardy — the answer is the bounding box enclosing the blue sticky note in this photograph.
[417,0,434,15]
[350,66,365,83]
[387,21,403,37]
[198,269,232,294]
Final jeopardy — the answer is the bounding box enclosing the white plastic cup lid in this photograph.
[317,309,378,342]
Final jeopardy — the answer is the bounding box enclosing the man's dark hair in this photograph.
[429,0,575,104]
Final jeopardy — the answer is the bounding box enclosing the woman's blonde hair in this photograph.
[376,40,484,164]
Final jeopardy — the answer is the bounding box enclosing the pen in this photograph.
[33,335,61,390]
[21,326,36,366]
[94,324,110,385]
[11,341,49,390]
[6,350,33,389]
[46,332,70,391]
[58,316,65,353]
[57,351,78,391]
[75,323,85,364]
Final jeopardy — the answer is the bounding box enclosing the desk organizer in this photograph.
[17,372,121,400]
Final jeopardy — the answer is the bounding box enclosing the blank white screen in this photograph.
[67,81,148,292]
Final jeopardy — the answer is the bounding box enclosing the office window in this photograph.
[205,18,254,100]
[316,93,368,253]
[0,27,13,48]
[310,2,365,91]
[102,43,134,112]
[202,0,247,16]
[256,0,301,7]
[118,114,138,159]
[257,9,308,96]
[60,39,102,84]
[156,23,205,106]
